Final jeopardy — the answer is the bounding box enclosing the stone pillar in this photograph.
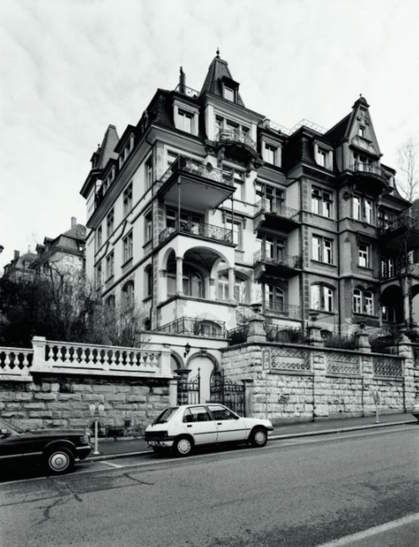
[355,324,371,352]
[242,379,255,417]
[308,313,323,347]
[312,350,328,419]
[176,256,183,295]
[247,315,266,343]
[228,267,235,302]
[361,354,375,416]
[398,334,416,412]
[31,336,47,371]
[160,345,172,377]
[169,378,178,407]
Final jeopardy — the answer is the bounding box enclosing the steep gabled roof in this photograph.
[200,52,244,106]
[96,124,119,169]
[324,113,351,146]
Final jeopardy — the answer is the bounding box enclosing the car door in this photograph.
[182,406,217,446]
[207,404,249,443]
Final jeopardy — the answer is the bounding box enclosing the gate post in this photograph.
[242,379,254,417]
[175,368,190,405]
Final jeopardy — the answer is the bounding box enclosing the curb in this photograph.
[86,418,417,462]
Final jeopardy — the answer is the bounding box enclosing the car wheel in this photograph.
[45,447,74,474]
[173,436,193,457]
[249,427,268,448]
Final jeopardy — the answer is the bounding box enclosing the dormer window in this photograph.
[174,101,198,136]
[178,109,193,132]
[263,142,282,167]
[314,143,333,170]
[223,86,235,102]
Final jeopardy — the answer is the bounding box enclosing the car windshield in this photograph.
[153,407,178,424]
[0,418,23,435]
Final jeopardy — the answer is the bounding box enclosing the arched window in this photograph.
[218,273,229,300]
[311,284,334,312]
[122,281,135,311]
[144,265,153,298]
[104,294,116,323]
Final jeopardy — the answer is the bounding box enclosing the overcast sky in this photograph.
[1,0,418,269]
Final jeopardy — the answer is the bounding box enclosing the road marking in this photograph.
[101,460,123,468]
[317,512,419,546]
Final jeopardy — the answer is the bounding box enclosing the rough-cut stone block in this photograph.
[34,393,56,401]
[15,392,33,401]
[82,393,105,402]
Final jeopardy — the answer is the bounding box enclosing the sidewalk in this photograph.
[88,412,417,461]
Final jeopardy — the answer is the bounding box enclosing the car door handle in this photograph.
[187,425,192,428]
[217,422,222,425]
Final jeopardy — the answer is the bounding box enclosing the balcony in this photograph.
[348,161,389,194]
[215,129,261,166]
[264,303,301,320]
[157,316,227,339]
[254,199,300,234]
[157,157,235,210]
[378,212,419,251]
[253,250,302,280]
[159,222,234,246]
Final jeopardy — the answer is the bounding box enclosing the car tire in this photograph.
[249,427,268,448]
[173,436,193,457]
[45,446,74,475]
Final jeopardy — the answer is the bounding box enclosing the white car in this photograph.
[144,404,274,457]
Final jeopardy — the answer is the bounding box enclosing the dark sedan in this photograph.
[0,418,91,474]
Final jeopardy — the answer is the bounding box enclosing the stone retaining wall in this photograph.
[0,374,170,433]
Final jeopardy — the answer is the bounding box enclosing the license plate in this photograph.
[149,441,159,446]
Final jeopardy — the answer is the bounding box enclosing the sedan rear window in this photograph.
[153,407,178,424]
[183,407,211,423]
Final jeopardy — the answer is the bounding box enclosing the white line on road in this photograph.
[317,512,419,546]
[101,460,123,468]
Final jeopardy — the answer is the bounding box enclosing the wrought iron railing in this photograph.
[264,303,301,320]
[217,129,256,149]
[351,162,385,178]
[159,222,233,245]
[158,317,226,339]
[378,212,418,235]
[253,250,302,269]
[255,199,299,220]
[159,157,228,186]
[174,84,200,98]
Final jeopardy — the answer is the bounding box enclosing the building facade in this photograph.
[80,52,418,346]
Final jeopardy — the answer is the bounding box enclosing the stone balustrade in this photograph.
[0,347,33,380]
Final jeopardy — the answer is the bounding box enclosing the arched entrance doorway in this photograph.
[381,285,404,324]
[186,352,217,404]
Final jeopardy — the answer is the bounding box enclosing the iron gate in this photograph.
[177,371,200,405]
[210,371,246,416]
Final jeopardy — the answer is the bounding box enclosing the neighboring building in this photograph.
[80,51,418,342]
[31,217,86,279]
[2,250,37,282]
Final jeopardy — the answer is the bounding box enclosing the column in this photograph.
[176,256,183,294]
[228,267,235,302]
[398,334,415,412]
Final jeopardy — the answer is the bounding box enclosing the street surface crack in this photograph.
[123,472,154,486]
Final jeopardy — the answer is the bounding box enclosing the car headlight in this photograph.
[81,432,91,445]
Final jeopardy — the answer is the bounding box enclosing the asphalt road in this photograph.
[0,426,418,547]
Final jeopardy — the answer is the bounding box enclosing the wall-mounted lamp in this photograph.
[184,343,191,358]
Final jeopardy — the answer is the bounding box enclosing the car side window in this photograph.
[183,407,211,423]
[208,405,236,420]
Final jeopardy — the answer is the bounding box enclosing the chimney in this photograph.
[179,66,186,94]
[71,217,77,228]
[14,250,20,260]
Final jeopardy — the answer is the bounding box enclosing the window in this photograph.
[312,235,333,264]
[106,251,114,280]
[358,126,366,138]
[358,243,370,268]
[267,285,285,312]
[223,86,235,102]
[183,270,203,298]
[263,143,280,166]
[311,284,334,312]
[145,265,153,298]
[353,288,374,316]
[144,211,152,243]
[123,231,133,263]
[217,273,229,300]
[224,218,241,247]
[178,109,194,133]
[352,196,374,224]
[311,187,332,218]
[122,281,135,310]
[106,209,114,238]
[123,183,133,216]
[145,156,153,189]
[208,404,237,420]
[234,275,248,303]
[382,306,396,323]
[96,226,102,250]
[317,149,327,167]
[183,407,211,423]
[381,258,395,279]
[223,165,245,199]
[264,236,285,263]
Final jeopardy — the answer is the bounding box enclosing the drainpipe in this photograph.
[337,187,342,336]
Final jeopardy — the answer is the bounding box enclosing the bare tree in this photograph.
[397,139,419,202]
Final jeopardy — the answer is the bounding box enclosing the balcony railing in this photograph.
[159,157,228,186]
[255,199,299,220]
[217,129,256,149]
[157,317,226,339]
[351,162,385,178]
[159,222,234,245]
[253,250,302,269]
[264,303,301,320]
[378,212,418,235]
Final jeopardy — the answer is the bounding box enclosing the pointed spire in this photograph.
[216,47,220,59]
[200,51,244,106]
[95,124,119,170]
